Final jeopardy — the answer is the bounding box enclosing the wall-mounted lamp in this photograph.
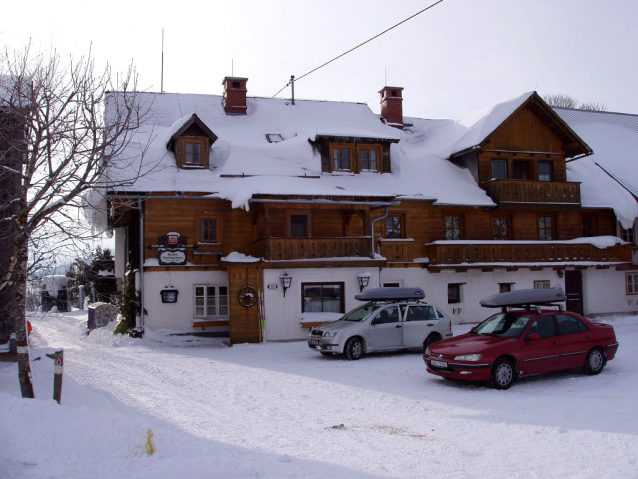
[557,270,564,278]
[160,288,179,303]
[357,272,371,292]
[280,273,292,297]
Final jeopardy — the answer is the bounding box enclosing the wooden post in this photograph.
[46,349,63,404]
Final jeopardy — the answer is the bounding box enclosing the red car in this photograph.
[423,289,619,389]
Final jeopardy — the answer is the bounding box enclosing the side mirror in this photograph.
[370,318,379,326]
[527,333,541,341]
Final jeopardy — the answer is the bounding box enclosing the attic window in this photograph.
[266,134,284,143]
[185,141,202,165]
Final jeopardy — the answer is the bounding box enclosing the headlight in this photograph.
[323,331,338,338]
[454,354,483,361]
[425,347,430,355]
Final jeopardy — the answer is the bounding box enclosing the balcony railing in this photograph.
[379,239,419,263]
[254,237,371,261]
[425,240,632,266]
[482,179,581,205]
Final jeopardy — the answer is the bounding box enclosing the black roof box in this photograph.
[480,286,566,308]
[355,287,425,302]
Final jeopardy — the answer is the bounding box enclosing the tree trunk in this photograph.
[15,229,34,398]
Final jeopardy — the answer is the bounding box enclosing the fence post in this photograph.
[46,349,63,404]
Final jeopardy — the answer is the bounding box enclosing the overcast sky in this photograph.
[2,0,636,120]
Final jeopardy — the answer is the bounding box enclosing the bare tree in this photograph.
[0,44,152,398]
[544,93,607,111]
[543,94,579,109]
[578,101,607,112]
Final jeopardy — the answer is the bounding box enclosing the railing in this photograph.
[254,237,371,261]
[425,241,632,266]
[379,240,420,263]
[482,180,581,205]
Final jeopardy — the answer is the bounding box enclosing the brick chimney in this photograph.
[222,77,248,115]
[379,86,404,129]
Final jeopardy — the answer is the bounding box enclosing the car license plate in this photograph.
[431,359,447,368]
[309,339,319,346]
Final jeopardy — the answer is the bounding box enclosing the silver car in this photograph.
[307,288,453,360]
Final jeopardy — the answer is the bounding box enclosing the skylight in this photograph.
[266,134,284,143]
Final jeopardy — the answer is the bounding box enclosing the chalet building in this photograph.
[95,78,638,343]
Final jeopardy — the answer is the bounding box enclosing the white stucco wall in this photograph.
[262,267,381,341]
[582,268,638,317]
[380,267,566,324]
[142,270,229,331]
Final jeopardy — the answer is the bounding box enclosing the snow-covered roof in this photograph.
[450,92,535,156]
[104,92,495,209]
[556,107,638,228]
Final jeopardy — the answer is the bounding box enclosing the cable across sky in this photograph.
[272,0,446,98]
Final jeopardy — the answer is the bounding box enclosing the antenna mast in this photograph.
[161,28,165,93]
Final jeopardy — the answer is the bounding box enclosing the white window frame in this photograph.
[534,280,551,290]
[194,284,229,319]
[626,273,638,295]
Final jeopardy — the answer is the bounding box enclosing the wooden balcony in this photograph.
[379,239,420,263]
[425,240,632,267]
[482,179,581,208]
[254,237,371,261]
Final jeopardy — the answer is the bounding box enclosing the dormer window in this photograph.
[184,140,203,165]
[166,114,218,170]
[331,144,352,172]
[327,142,385,174]
[358,146,380,172]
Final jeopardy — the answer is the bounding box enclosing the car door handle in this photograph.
[395,325,402,328]
[552,341,559,345]
[426,323,434,327]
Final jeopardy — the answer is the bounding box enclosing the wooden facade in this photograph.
[108,90,633,343]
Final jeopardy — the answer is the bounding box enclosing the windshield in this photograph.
[343,305,379,322]
[474,313,532,338]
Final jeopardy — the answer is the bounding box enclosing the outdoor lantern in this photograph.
[279,273,292,297]
[160,288,179,303]
[357,272,371,292]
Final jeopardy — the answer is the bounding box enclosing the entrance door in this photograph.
[565,270,583,315]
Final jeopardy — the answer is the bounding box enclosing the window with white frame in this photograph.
[194,285,229,319]
[627,273,638,295]
[534,280,551,290]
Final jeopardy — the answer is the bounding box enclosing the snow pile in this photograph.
[221,251,261,263]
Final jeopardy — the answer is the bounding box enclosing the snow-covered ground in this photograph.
[1,311,638,478]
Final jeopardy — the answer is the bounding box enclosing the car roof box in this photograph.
[355,287,425,302]
[480,286,566,308]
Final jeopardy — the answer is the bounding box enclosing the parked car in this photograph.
[423,286,619,389]
[308,287,453,359]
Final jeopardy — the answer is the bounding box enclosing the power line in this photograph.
[272,0,446,98]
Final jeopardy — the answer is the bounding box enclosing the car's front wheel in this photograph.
[490,358,515,390]
[345,337,364,360]
[583,347,605,375]
[423,333,442,352]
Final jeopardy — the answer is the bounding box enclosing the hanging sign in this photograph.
[157,232,188,265]
[159,248,187,265]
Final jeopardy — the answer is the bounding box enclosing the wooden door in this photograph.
[565,270,583,315]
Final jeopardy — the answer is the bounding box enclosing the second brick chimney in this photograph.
[222,77,248,115]
[379,86,404,129]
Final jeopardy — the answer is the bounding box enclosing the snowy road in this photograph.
[2,312,638,478]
